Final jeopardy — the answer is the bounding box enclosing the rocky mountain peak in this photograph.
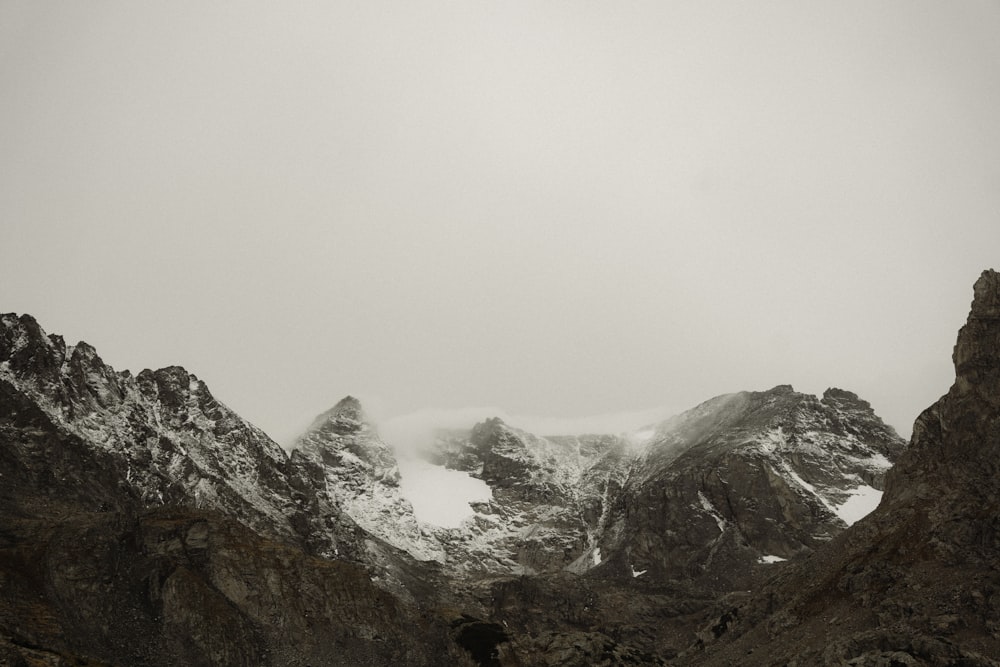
[885,268,1000,501]
[307,395,371,436]
[821,387,867,407]
[686,269,1000,666]
[1,312,64,380]
[953,268,1000,396]
[331,394,365,420]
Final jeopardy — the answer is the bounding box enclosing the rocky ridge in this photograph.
[14,262,993,665]
[593,384,903,591]
[683,269,1000,666]
[0,314,466,665]
[375,388,903,582]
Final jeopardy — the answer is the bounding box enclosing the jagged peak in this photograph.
[330,395,365,421]
[953,268,1000,395]
[0,312,39,330]
[470,416,519,441]
[301,395,374,438]
[475,415,508,429]
[821,387,872,411]
[971,268,1000,316]
[1,312,52,353]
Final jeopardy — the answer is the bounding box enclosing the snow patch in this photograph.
[758,554,787,564]
[631,566,647,578]
[592,547,602,566]
[396,456,492,528]
[698,491,727,532]
[834,484,883,526]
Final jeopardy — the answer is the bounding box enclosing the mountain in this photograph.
[683,269,1000,666]
[594,384,903,591]
[9,261,995,667]
[0,313,341,556]
[419,386,902,660]
[0,314,465,666]
[293,396,447,563]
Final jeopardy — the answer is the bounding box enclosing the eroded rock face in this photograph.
[0,313,338,556]
[685,269,1000,666]
[0,507,468,667]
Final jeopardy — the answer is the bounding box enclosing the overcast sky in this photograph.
[2,1,999,445]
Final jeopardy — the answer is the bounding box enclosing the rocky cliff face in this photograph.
[685,269,1000,666]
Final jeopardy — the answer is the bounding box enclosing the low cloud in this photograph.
[380,404,680,454]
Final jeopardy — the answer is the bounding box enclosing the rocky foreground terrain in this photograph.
[0,269,996,666]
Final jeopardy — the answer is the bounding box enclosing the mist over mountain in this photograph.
[2,269,997,664]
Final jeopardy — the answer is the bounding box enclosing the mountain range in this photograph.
[0,269,997,666]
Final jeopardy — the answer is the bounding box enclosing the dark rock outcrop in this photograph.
[0,505,469,667]
[684,269,1000,666]
[580,385,903,592]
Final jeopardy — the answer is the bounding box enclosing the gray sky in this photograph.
[2,2,999,445]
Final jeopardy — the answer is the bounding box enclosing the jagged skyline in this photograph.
[3,2,1000,444]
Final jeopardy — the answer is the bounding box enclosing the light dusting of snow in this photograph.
[755,427,787,455]
[834,484,883,526]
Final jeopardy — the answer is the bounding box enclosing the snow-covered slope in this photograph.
[292,397,448,563]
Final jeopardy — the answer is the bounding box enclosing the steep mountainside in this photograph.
[5,275,964,666]
[400,387,903,590]
[0,315,466,666]
[293,396,447,563]
[594,385,903,591]
[684,269,1000,666]
[0,314,344,558]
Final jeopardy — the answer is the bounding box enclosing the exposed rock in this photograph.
[0,314,468,664]
[0,506,469,667]
[683,269,1000,666]
[1,285,944,667]
[293,399,446,563]
[589,384,904,591]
